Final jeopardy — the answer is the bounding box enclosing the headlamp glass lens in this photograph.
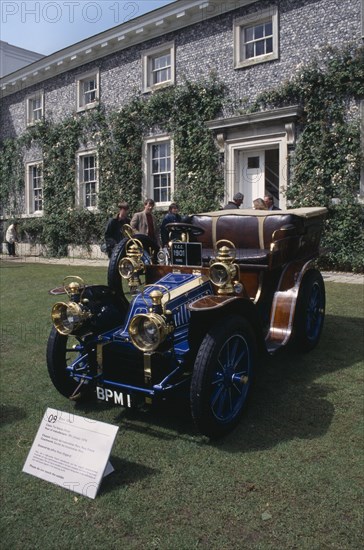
[52,302,83,335]
[129,314,165,352]
[210,263,229,286]
[119,258,135,279]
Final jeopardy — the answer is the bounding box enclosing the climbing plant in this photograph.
[251,44,364,272]
[0,138,24,217]
[0,76,225,256]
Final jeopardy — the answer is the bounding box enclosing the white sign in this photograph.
[23,408,119,499]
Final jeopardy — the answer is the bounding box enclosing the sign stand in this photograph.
[23,407,119,499]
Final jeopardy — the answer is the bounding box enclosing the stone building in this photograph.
[0,0,362,254]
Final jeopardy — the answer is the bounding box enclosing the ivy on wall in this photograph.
[0,77,225,256]
[251,44,364,272]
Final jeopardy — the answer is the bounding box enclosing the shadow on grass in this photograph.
[99,456,159,495]
[0,404,27,426]
[68,312,363,450]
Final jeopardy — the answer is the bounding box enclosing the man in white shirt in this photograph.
[5,222,19,256]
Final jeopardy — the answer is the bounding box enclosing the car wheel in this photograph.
[292,269,325,352]
[190,316,256,438]
[107,235,159,308]
[46,326,92,398]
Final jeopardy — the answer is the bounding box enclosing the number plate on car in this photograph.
[96,386,132,407]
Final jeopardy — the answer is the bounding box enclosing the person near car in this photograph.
[264,193,280,210]
[130,198,161,247]
[160,202,182,246]
[253,198,268,210]
[223,192,244,210]
[104,202,130,258]
[5,221,19,257]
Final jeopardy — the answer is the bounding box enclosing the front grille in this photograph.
[101,343,174,388]
[102,343,145,386]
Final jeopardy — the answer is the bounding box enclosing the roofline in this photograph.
[1,0,257,97]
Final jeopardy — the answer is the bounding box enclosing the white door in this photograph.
[239,150,265,208]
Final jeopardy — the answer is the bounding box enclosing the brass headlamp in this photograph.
[51,276,92,335]
[51,301,91,335]
[118,239,145,293]
[209,240,240,295]
[128,287,174,352]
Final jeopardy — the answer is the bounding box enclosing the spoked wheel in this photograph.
[46,326,93,398]
[292,269,325,352]
[191,316,256,438]
[107,235,159,308]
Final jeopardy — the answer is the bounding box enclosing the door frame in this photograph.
[225,136,288,209]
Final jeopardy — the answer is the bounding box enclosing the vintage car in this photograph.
[47,207,327,438]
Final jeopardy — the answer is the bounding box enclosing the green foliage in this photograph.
[20,216,44,243]
[168,79,226,213]
[0,139,24,218]
[252,44,364,272]
[0,77,225,254]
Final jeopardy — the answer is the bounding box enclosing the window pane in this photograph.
[85,182,97,207]
[161,188,168,202]
[153,54,170,70]
[241,16,274,61]
[81,155,97,207]
[29,165,43,211]
[248,156,260,169]
[153,187,160,203]
[29,96,42,122]
[245,43,254,59]
[256,40,265,56]
[265,22,272,36]
[150,141,171,203]
[254,24,264,39]
[83,78,97,104]
[151,52,171,85]
[245,26,254,42]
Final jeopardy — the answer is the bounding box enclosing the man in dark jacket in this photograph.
[104,202,130,257]
[223,192,244,210]
[264,193,281,210]
[160,203,182,246]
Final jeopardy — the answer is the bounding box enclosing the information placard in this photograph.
[23,408,119,499]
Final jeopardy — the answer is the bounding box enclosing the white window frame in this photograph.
[234,7,278,69]
[142,42,175,93]
[143,136,174,207]
[26,161,43,215]
[76,151,99,210]
[76,70,100,112]
[26,92,44,126]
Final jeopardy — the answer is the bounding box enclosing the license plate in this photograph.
[96,386,132,407]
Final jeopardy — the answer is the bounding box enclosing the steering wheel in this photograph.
[165,222,205,238]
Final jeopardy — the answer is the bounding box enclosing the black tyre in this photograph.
[107,235,159,308]
[191,316,256,438]
[292,269,325,352]
[46,326,92,398]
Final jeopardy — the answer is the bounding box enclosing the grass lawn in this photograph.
[0,261,363,549]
